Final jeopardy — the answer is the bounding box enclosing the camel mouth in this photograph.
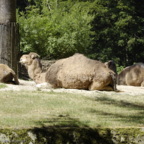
[19,59,26,64]
[19,60,23,64]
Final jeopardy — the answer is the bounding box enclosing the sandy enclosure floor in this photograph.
[1,79,144,96]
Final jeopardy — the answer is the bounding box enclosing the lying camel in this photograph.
[117,63,144,86]
[19,52,46,84]
[46,53,117,91]
[0,64,19,84]
[20,52,116,91]
[20,52,116,90]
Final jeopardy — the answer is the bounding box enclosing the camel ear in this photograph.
[29,52,40,59]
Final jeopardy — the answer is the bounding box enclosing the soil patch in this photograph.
[1,79,144,96]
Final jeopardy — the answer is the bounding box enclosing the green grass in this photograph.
[0,90,143,129]
[0,83,7,89]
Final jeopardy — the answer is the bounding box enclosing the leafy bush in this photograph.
[17,1,95,59]
[116,65,125,74]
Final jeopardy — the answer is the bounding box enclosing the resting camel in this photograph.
[0,64,19,84]
[19,52,46,84]
[45,53,117,91]
[117,63,144,86]
[20,52,117,91]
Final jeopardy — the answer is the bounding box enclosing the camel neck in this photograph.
[28,59,43,80]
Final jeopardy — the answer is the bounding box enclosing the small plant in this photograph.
[117,65,125,74]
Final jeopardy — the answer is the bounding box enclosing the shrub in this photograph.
[17,1,95,59]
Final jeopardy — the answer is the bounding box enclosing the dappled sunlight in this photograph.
[0,89,143,128]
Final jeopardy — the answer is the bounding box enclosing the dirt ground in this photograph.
[1,79,144,96]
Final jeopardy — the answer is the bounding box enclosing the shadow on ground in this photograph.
[87,96,144,126]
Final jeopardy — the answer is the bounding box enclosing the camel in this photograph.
[19,52,46,84]
[117,63,144,86]
[46,53,117,91]
[20,52,117,91]
[0,64,19,84]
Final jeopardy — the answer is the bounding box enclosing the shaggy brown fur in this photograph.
[117,63,144,86]
[45,53,117,91]
[0,64,19,84]
[19,52,46,84]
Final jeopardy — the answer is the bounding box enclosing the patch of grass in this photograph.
[0,83,7,89]
[0,91,143,129]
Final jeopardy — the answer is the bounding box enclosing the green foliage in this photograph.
[89,0,144,66]
[116,65,125,74]
[17,0,144,66]
[17,0,95,59]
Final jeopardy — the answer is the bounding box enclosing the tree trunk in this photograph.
[0,0,19,74]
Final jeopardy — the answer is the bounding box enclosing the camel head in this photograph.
[20,52,44,83]
[20,52,40,66]
[105,60,117,74]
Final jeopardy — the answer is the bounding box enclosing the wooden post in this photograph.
[0,0,19,74]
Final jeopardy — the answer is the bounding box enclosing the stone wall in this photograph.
[0,128,144,144]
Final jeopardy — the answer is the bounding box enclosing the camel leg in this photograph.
[36,82,53,89]
[100,86,114,91]
[141,81,144,87]
[89,82,113,91]
[10,70,19,85]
